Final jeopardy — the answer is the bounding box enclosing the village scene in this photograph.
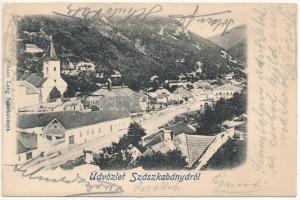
[12,15,247,171]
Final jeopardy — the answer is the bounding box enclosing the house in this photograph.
[87,85,148,115]
[25,44,44,53]
[234,122,247,140]
[111,70,122,78]
[75,61,96,71]
[20,36,68,103]
[213,84,242,101]
[15,81,41,110]
[143,127,216,167]
[15,110,131,163]
[148,88,171,104]
[172,88,193,102]
[165,122,196,137]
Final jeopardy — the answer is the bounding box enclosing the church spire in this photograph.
[45,35,59,61]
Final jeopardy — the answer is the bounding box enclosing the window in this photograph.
[110,125,113,131]
[26,152,32,160]
[46,135,52,141]
[98,128,101,134]
[54,67,56,71]
[18,156,21,161]
[69,135,75,145]
[46,67,48,74]
[54,79,56,83]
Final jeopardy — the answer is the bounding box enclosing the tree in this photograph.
[138,149,188,170]
[63,85,76,98]
[114,122,146,152]
[196,93,246,135]
[92,122,146,170]
[49,86,61,102]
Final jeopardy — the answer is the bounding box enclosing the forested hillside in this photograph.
[17,15,246,92]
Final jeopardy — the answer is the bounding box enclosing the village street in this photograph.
[25,101,203,170]
[142,101,203,133]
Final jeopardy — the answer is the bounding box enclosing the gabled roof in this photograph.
[17,132,37,154]
[172,88,193,98]
[16,81,40,94]
[166,122,195,137]
[214,84,241,91]
[17,110,130,130]
[185,134,215,165]
[19,72,46,88]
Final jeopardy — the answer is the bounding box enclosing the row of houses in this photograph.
[141,119,246,168]
[147,82,242,106]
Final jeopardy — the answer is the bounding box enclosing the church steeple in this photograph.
[45,35,59,61]
[43,35,61,79]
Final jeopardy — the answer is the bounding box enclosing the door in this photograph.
[69,135,75,145]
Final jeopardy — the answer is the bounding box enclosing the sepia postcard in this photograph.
[1,2,297,197]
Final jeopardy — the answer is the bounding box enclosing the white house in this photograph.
[213,84,242,101]
[15,81,41,110]
[14,110,131,163]
[25,44,44,53]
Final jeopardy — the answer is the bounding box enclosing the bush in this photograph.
[60,155,86,170]
[137,149,188,170]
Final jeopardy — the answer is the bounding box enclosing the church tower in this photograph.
[43,36,61,79]
[41,35,68,102]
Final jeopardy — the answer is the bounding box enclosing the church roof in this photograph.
[44,36,59,61]
[20,72,46,88]
[17,110,130,130]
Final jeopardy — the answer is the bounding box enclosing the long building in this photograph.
[14,110,131,163]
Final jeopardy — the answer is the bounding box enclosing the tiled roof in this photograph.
[186,134,215,165]
[17,132,37,154]
[16,81,40,94]
[214,84,241,91]
[235,122,247,133]
[166,122,195,137]
[144,131,164,147]
[172,88,193,98]
[85,95,143,113]
[20,73,46,88]
[17,110,130,130]
[91,86,138,97]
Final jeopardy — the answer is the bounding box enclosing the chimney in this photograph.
[107,78,112,91]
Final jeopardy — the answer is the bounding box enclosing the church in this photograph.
[17,37,68,107]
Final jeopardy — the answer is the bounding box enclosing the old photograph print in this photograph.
[12,4,247,172]
[2,2,297,197]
